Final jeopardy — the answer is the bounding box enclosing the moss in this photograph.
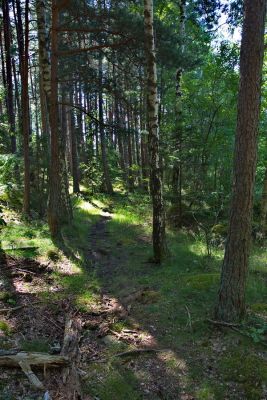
[183,273,219,290]
[220,350,267,399]
[0,320,11,335]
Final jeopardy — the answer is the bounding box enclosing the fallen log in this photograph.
[0,351,69,368]
[0,351,69,389]
[60,315,83,399]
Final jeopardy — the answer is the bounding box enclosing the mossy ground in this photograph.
[1,191,267,399]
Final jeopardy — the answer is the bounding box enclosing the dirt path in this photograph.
[82,212,192,400]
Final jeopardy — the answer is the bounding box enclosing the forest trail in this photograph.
[0,197,267,399]
[82,208,190,400]
[87,211,115,277]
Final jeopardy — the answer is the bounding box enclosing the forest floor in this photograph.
[0,191,267,400]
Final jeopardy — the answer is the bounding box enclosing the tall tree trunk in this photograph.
[36,0,50,204]
[2,0,16,153]
[98,53,113,194]
[172,0,186,224]
[36,0,51,108]
[127,107,134,191]
[48,0,72,237]
[144,0,167,263]
[134,107,142,187]
[260,165,267,231]
[21,0,30,215]
[69,92,80,193]
[215,0,266,322]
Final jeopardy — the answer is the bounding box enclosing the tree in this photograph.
[21,0,30,215]
[144,0,168,263]
[47,0,72,237]
[2,0,16,153]
[98,50,113,194]
[215,0,267,322]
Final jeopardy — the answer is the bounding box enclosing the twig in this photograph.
[0,301,43,314]
[207,319,241,327]
[43,315,64,332]
[109,329,122,339]
[185,305,193,332]
[13,267,36,275]
[122,329,139,334]
[114,348,167,357]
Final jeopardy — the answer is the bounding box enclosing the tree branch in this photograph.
[56,27,124,36]
[56,39,133,57]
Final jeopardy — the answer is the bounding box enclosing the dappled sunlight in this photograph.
[1,193,267,399]
[78,199,102,215]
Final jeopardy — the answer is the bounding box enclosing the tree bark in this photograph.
[2,0,16,153]
[98,52,113,194]
[21,0,30,215]
[215,0,266,322]
[260,166,267,232]
[144,0,167,263]
[48,0,72,237]
[69,94,80,193]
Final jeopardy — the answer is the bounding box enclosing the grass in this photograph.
[1,207,56,259]
[78,191,267,397]
[1,190,267,398]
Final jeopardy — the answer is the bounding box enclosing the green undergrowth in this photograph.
[78,191,267,398]
[84,361,142,400]
[1,191,267,398]
[1,207,56,259]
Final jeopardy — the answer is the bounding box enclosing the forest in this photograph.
[0,0,266,398]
